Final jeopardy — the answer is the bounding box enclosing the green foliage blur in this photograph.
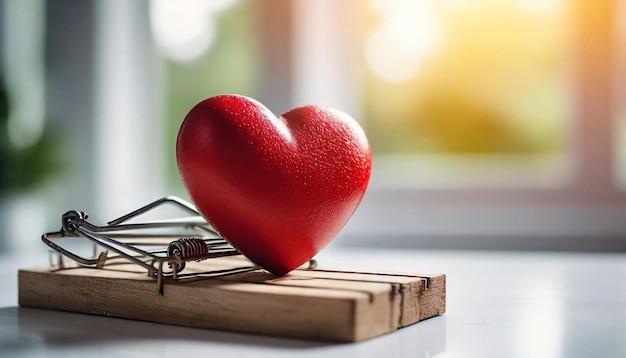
[0,81,60,196]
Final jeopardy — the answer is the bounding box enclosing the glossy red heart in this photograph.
[176,94,371,275]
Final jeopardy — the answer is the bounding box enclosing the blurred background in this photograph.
[0,0,624,255]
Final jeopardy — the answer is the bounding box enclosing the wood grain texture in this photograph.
[18,257,445,342]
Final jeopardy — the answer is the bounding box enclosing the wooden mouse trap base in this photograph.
[18,256,445,342]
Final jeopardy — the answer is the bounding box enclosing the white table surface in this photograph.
[0,246,624,358]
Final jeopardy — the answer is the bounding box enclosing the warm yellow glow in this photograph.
[517,0,560,16]
[363,0,568,155]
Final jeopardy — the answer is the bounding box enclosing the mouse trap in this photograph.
[18,196,446,342]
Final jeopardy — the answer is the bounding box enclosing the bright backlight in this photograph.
[365,0,443,83]
[150,0,237,62]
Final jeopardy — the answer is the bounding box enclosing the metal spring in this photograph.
[167,238,212,272]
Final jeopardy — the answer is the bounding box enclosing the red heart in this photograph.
[176,94,371,275]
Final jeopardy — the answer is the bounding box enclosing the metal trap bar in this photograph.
[41,196,243,292]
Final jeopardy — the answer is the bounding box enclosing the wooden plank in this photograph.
[18,258,445,342]
[285,268,446,325]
